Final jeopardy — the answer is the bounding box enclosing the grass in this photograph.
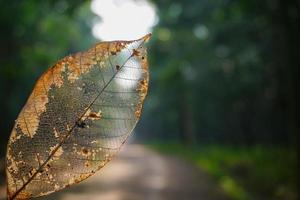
[149,142,297,200]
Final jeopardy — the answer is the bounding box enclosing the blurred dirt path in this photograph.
[1,145,230,200]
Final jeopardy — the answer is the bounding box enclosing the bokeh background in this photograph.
[0,0,299,200]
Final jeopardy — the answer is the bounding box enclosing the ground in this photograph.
[0,145,230,200]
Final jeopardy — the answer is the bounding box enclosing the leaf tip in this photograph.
[140,33,152,43]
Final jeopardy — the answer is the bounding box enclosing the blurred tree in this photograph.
[138,0,299,146]
[0,0,96,159]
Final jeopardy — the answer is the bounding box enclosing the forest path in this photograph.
[1,145,230,200]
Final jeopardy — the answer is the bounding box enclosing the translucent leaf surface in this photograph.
[6,34,151,200]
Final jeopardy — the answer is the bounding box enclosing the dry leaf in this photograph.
[5,34,151,199]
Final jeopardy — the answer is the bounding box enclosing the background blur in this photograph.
[0,0,299,200]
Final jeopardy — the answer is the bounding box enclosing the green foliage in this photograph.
[143,1,299,198]
[137,0,300,146]
[150,143,297,200]
[219,176,248,200]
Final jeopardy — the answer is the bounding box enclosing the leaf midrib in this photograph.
[10,39,146,200]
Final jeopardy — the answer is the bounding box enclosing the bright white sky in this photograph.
[91,0,158,41]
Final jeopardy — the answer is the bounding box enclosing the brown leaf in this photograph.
[6,34,151,199]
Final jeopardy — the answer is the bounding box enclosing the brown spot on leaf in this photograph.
[135,109,142,118]
[88,111,102,120]
[140,79,145,86]
[116,65,120,71]
[137,79,148,96]
[132,49,140,57]
[82,109,102,121]
[82,148,88,155]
